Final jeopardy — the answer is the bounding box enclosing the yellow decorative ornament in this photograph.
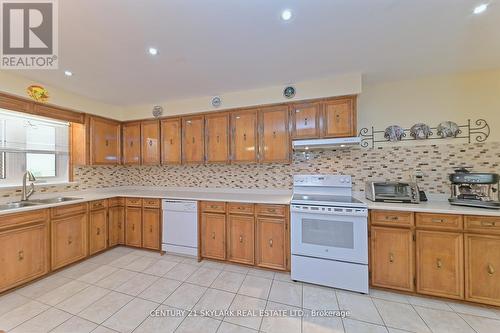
[26,85,50,103]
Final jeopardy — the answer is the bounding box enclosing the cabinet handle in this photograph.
[150,226,153,233]
[212,232,216,240]
[273,131,276,138]
[132,224,135,231]
[436,258,442,269]
[118,222,121,228]
[488,263,495,275]
[269,239,273,247]
[18,250,24,261]
[97,227,101,235]
[130,141,133,147]
[239,235,243,243]
[170,139,173,145]
[216,135,220,143]
[68,236,72,245]
[432,219,444,223]
[386,216,399,221]
[304,118,308,126]
[481,221,496,227]
[149,139,153,146]
[192,137,195,144]
[389,253,394,263]
[268,208,276,213]
[105,139,109,146]
[243,133,247,141]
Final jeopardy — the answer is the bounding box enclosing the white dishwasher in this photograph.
[162,200,198,256]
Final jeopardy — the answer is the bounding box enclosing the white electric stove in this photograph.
[290,174,369,293]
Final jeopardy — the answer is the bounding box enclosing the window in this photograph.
[0,109,69,187]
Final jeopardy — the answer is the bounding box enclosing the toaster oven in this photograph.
[365,181,420,203]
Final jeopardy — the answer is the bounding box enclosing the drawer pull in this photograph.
[212,232,216,240]
[436,258,442,269]
[481,221,496,227]
[269,239,273,247]
[150,226,153,233]
[118,222,121,228]
[389,253,394,263]
[488,264,495,275]
[386,216,399,221]
[132,224,135,231]
[432,218,444,223]
[239,235,243,243]
[210,205,218,209]
[68,236,72,245]
[18,250,24,261]
[268,208,277,213]
[97,227,101,235]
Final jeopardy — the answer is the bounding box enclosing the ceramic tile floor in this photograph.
[1,247,500,333]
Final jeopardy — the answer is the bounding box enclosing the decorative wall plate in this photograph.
[437,121,460,138]
[152,105,163,118]
[384,125,405,142]
[26,85,49,103]
[410,123,431,140]
[211,96,222,108]
[283,86,296,99]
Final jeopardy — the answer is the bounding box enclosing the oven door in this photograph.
[291,205,368,264]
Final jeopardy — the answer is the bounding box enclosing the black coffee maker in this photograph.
[448,168,500,209]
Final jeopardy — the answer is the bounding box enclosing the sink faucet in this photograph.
[21,171,36,201]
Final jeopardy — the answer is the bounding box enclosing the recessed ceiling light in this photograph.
[473,3,488,14]
[281,9,292,21]
[148,47,158,56]
[64,70,73,77]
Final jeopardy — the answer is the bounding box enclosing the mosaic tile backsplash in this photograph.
[1,141,499,198]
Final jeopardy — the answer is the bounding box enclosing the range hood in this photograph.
[292,137,361,150]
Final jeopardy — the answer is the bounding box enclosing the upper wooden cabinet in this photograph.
[231,109,258,163]
[141,120,161,165]
[182,116,205,164]
[89,116,121,165]
[161,118,182,164]
[122,122,141,165]
[290,102,321,139]
[259,106,290,163]
[205,113,229,163]
[322,97,356,138]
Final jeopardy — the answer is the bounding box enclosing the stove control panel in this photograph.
[293,175,352,187]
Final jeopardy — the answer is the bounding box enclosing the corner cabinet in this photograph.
[89,116,121,165]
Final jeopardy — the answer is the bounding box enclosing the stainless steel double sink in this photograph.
[0,197,83,211]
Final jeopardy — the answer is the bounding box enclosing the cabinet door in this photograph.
[161,118,182,164]
[143,208,160,250]
[465,234,500,306]
[90,209,108,255]
[0,223,49,293]
[201,213,226,260]
[371,226,414,291]
[205,113,229,163]
[259,106,290,163]
[51,213,88,270]
[256,217,286,270]
[182,116,205,164]
[322,97,356,138]
[125,206,142,247]
[291,102,321,139]
[231,109,258,163]
[122,122,141,165]
[227,214,254,265]
[108,206,124,246]
[141,120,160,165]
[90,117,121,165]
[416,230,464,299]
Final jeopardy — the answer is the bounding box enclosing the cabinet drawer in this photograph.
[126,198,142,207]
[465,216,500,234]
[143,198,160,208]
[0,209,48,230]
[416,213,463,231]
[255,204,286,217]
[201,201,226,213]
[90,199,108,211]
[228,203,254,215]
[51,203,88,219]
[108,197,125,207]
[371,210,414,227]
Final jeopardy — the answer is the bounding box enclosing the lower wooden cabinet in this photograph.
[370,226,414,292]
[142,208,161,250]
[465,233,500,306]
[256,216,286,270]
[108,205,125,246]
[416,230,464,299]
[201,212,226,260]
[89,208,108,255]
[51,211,88,270]
[125,206,142,247]
[0,222,49,293]
[227,214,254,265]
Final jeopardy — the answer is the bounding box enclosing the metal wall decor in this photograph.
[152,105,163,118]
[283,86,296,99]
[211,96,222,108]
[359,119,490,148]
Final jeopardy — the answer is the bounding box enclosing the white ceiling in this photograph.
[13,0,500,106]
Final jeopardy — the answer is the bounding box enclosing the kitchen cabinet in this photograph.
[227,209,255,265]
[182,115,205,164]
[122,122,141,165]
[89,116,121,165]
[0,210,49,293]
[201,209,226,260]
[371,226,414,292]
[142,199,161,250]
[108,198,125,246]
[89,200,108,255]
[290,102,321,139]
[416,230,464,299]
[161,118,182,164]
[322,97,356,138]
[141,120,161,165]
[465,233,500,306]
[125,200,142,247]
[256,216,287,271]
[259,106,290,163]
[51,204,88,270]
[230,109,258,163]
[205,113,229,163]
